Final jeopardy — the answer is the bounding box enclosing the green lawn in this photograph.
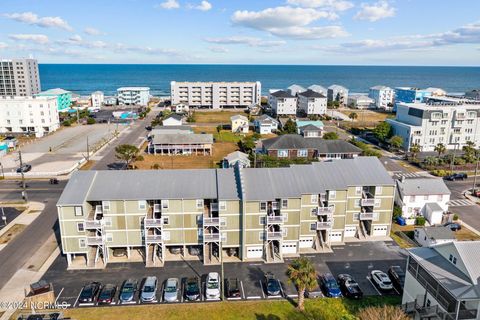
[214,130,246,143]
[62,296,401,320]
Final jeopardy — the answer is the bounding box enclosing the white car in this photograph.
[205,272,220,300]
[370,270,393,291]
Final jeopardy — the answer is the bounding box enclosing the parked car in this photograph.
[264,272,281,296]
[337,274,363,299]
[225,278,241,298]
[145,126,152,131]
[305,280,323,298]
[388,266,405,293]
[205,272,220,300]
[169,247,182,255]
[140,276,158,303]
[184,277,200,301]
[78,282,101,303]
[188,246,201,256]
[370,270,393,291]
[163,278,179,302]
[113,248,127,257]
[16,164,32,173]
[445,173,468,181]
[97,284,117,304]
[119,279,137,303]
[444,222,462,231]
[320,273,342,298]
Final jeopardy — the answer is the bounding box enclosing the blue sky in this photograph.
[0,0,479,65]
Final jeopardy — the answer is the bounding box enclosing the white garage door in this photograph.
[344,226,357,238]
[282,242,297,254]
[329,232,343,243]
[299,237,314,248]
[372,225,388,237]
[246,246,263,259]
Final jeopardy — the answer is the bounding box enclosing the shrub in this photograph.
[323,132,339,140]
[86,117,96,125]
[62,120,71,127]
[151,163,160,170]
[454,157,466,165]
[453,214,459,221]
[393,206,402,220]
[431,169,450,177]
[357,305,409,320]
[252,132,261,140]
[415,216,426,226]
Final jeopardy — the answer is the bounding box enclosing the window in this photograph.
[374,199,381,208]
[163,217,170,225]
[102,201,111,211]
[311,194,318,204]
[138,200,147,210]
[282,199,288,209]
[104,217,112,227]
[355,187,362,195]
[329,191,336,200]
[259,231,266,241]
[453,257,457,265]
[106,233,113,242]
[163,231,171,241]
[74,206,83,216]
[354,199,361,208]
[297,149,308,157]
[282,228,288,237]
[310,208,317,216]
[196,199,204,209]
[260,202,267,212]
[310,223,317,231]
[219,201,227,211]
[161,200,169,209]
[77,222,85,232]
[277,149,288,158]
[449,254,453,262]
[79,238,86,249]
[437,195,443,201]
[376,186,382,195]
[424,195,429,200]
[259,216,266,225]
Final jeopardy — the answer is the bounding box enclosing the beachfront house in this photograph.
[327,85,349,107]
[298,90,327,115]
[308,85,327,96]
[269,90,297,116]
[253,115,279,134]
[231,115,249,134]
[369,86,395,111]
[117,87,150,106]
[347,95,375,110]
[287,84,306,96]
[35,88,72,112]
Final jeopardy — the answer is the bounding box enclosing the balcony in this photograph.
[145,234,163,243]
[203,217,220,226]
[267,232,283,240]
[95,205,103,215]
[144,218,163,227]
[359,212,375,220]
[204,233,220,242]
[84,219,102,229]
[316,221,333,230]
[361,198,376,207]
[267,216,284,224]
[316,205,335,215]
[210,203,219,212]
[86,236,103,245]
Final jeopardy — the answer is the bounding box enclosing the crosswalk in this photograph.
[392,172,427,179]
[448,199,476,207]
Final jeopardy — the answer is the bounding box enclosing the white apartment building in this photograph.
[170,81,261,109]
[90,91,104,108]
[268,90,297,115]
[0,96,60,137]
[386,99,480,151]
[347,95,375,109]
[0,58,41,96]
[369,85,394,111]
[327,85,349,106]
[117,87,150,106]
[298,89,327,115]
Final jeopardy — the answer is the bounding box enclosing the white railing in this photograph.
[316,205,335,215]
[84,219,102,229]
[359,212,375,220]
[95,205,103,214]
[267,216,284,224]
[316,221,333,230]
[145,234,163,243]
[86,236,103,245]
[204,233,220,241]
[267,232,283,240]
[361,198,375,206]
[144,218,163,227]
[203,217,220,226]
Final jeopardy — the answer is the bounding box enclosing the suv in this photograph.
[141,276,158,303]
[78,282,101,303]
[320,273,342,298]
[445,173,468,181]
[388,266,405,293]
[264,272,281,296]
[185,277,200,301]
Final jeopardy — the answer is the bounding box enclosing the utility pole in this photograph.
[220,236,225,301]
[76,108,80,124]
[473,150,479,194]
[86,136,90,162]
[0,162,4,179]
[18,150,28,202]
[450,144,458,173]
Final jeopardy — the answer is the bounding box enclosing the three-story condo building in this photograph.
[57,157,394,269]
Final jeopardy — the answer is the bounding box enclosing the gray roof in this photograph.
[151,133,213,145]
[261,134,362,154]
[231,114,248,121]
[165,114,183,121]
[287,84,306,95]
[425,202,444,212]
[242,157,393,201]
[422,226,455,240]
[298,89,325,98]
[308,85,327,94]
[396,178,451,196]
[328,84,347,91]
[57,171,97,206]
[153,125,192,131]
[299,124,322,131]
[255,114,279,124]
[370,85,392,91]
[409,241,480,299]
[224,151,249,162]
[270,90,295,98]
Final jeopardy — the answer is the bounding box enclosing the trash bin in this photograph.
[396,217,406,226]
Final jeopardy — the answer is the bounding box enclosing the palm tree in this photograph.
[424,156,439,167]
[409,143,421,160]
[434,143,446,157]
[286,257,317,311]
[348,112,358,121]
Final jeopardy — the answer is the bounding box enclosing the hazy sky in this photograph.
[0,0,479,65]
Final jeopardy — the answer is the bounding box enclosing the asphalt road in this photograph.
[0,179,65,290]
[0,207,21,230]
[443,177,480,232]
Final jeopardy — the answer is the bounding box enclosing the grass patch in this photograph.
[79,160,96,170]
[214,130,245,143]
[194,111,248,123]
[455,226,480,241]
[0,224,27,244]
[62,296,401,320]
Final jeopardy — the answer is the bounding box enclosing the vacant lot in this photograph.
[62,296,401,320]
[338,108,393,123]
[455,225,480,241]
[194,111,248,123]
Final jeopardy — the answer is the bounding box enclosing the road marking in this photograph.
[279,280,285,298]
[288,294,297,298]
[246,296,261,300]
[366,276,382,296]
[240,280,245,300]
[55,287,64,304]
[259,280,265,299]
[73,288,82,307]
[448,199,476,206]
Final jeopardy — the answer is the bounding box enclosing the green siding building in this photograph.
[35,88,72,111]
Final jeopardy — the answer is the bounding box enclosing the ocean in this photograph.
[38,64,480,96]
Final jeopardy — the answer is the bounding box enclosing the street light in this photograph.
[0,162,4,179]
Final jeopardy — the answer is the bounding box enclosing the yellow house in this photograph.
[231,115,249,133]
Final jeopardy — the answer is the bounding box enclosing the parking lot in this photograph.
[0,207,22,230]
[42,241,406,308]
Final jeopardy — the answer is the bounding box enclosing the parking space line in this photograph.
[73,288,82,308]
[279,281,285,298]
[287,294,297,298]
[259,280,265,299]
[240,280,245,300]
[246,296,261,300]
[55,287,64,304]
[366,276,382,296]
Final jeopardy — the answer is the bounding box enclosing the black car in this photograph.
[337,274,363,299]
[444,222,462,231]
[145,126,152,131]
[388,266,405,293]
[16,164,32,173]
[264,272,281,296]
[225,278,241,298]
[78,282,101,303]
[445,173,468,181]
[184,277,200,301]
[98,284,117,304]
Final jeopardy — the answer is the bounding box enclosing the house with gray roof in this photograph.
[260,134,361,160]
[308,85,327,96]
[403,241,480,320]
[298,89,327,115]
[395,177,451,225]
[223,151,250,168]
[414,226,455,247]
[287,84,306,96]
[162,113,184,126]
[268,90,297,115]
[253,114,279,134]
[57,157,395,268]
[148,132,213,155]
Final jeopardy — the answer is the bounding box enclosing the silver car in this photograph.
[141,276,158,303]
[163,278,179,302]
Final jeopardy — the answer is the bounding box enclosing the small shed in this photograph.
[424,202,444,225]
